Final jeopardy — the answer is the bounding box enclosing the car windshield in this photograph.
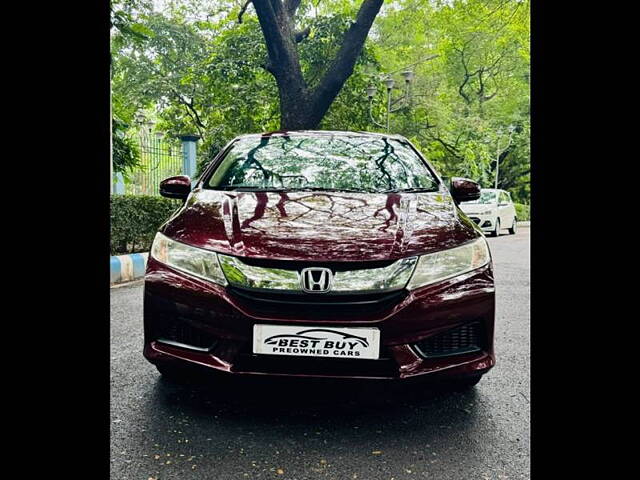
[205,134,439,193]
[465,191,497,204]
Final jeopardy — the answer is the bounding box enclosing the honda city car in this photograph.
[143,130,495,388]
[459,188,517,237]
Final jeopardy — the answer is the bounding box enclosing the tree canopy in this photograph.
[111,0,530,202]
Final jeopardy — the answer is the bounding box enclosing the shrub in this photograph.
[514,203,530,222]
[111,195,181,255]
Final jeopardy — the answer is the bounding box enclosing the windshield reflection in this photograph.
[206,134,439,193]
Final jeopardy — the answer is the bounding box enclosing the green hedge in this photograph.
[111,195,181,255]
[514,203,530,222]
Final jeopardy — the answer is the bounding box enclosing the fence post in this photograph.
[110,88,113,194]
[180,134,200,185]
[114,172,125,194]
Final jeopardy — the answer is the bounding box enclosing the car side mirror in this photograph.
[450,177,481,203]
[160,175,191,200]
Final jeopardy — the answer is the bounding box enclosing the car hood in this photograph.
[161,189,481,262]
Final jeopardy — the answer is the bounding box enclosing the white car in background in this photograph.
[459,188,517,237]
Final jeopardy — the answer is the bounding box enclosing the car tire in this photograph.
[508,217,517,234]
[490,218,500,237]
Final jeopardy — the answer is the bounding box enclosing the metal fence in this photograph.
[118,132,184,196]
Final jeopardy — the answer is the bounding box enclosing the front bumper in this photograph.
[143,257,495,380]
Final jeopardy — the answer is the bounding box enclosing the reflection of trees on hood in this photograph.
[240,192,269,230]
[373,193,400,233]
[240,190,370,232]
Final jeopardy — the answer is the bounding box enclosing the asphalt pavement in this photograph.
[110,227,530,480]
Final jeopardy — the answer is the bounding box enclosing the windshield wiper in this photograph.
[212,186,288,192]
[213,186,379,194]
[382,187,439,193]
[291,187,375,194]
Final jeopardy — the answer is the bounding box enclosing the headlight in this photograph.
[407,237,490,290]
[150,232,227,286]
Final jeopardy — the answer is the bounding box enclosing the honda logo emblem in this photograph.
[300,267,333,293]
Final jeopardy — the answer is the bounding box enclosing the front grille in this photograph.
[413,322,483,358]
[469,216,481,224]
[236,257,397,271]
[228,286,407,320]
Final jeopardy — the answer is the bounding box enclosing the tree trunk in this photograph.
[278,81,313,130]
[252,0,384,131]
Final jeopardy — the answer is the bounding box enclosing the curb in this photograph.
[517,221,530,226]
[110,252,148,284]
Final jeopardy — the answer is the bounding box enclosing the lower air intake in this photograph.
[156,318,218,351]
[413,322,483,358]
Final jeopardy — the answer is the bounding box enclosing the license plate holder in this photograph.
[252,324,381,360]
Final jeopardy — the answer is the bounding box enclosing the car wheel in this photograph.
[490,218,500,237]
[508,217,517,234]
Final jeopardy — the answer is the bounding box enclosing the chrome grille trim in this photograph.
[156,339,213,353]
[217,254,418,294]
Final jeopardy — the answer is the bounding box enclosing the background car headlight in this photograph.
[407,237,490,290]
[150,232,227,286]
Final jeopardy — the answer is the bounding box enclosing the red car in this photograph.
[143,130,495,388]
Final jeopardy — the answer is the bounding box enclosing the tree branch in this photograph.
[171,89,207,132]
[238,0,252,23]
[434,137,462,159]
[482,91,497,102]
[252,0,304,80]
[458,74,472,104]
[477,68,486,99]
[309,0,384,125]
[294,26,311,43]
[252,0,383,129]
[420,131,463,160]
[284,0,302,18]
[455,46,476,105]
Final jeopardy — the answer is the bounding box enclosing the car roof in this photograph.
[235,130,410,141]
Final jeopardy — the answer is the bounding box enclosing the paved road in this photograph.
[111,228,530,480]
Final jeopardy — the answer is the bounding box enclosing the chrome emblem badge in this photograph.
[300,267,333,293]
